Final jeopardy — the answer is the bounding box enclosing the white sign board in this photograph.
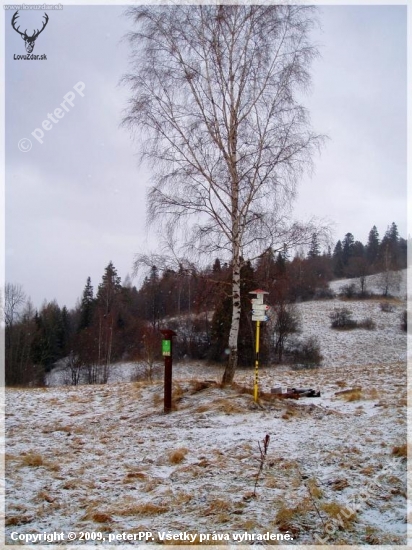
[252,304,270,312]
[252,315,269,322]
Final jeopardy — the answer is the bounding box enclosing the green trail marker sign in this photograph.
[162,339,171,357]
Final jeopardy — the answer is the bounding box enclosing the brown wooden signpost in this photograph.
[160,329,177,413]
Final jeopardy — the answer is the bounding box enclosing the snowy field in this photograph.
[5,278,409,546]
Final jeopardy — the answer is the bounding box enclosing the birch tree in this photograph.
[123,5,324,384]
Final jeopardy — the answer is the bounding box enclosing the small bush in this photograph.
[380,302,394,313]
[314,287,335,300]
[339,283,358,299]
[401,310,407,332]
[339,283,375,300]
[330,308,357,329]
[287,337,323,368]
[330,308,375,330]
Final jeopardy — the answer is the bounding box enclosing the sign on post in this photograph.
[252,303,270,321]
[162,339,171,356]
[249,290,270,403]
[160,329,177,414]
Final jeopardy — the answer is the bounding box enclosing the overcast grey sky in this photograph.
[5,3,407,309]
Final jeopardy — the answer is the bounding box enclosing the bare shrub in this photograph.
[330,308,376,331]
[340,283,375,300]
[330,308,357,329]
[339,283,358,299]
[380,301,394,313]
[287,336,323,368]
[253,434,270,496]
[272,303,301,363]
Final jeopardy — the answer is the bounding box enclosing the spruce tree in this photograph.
[97,262,122,315]
[366,226,380,266]
[79,277,95,331]
[308,233,320,259]
[342,233,355,266]
[332,240,344,278]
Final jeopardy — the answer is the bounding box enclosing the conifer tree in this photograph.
[366,225,380,266]
[97,262,122,315]
[342,233,355,267]
[332,240,344,278]
[78,277,95,331]
[308,233,320,259]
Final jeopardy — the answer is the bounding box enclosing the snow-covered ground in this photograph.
[329,268,408,299]
[5,285,408,546]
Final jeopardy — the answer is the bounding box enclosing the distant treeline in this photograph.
[5,222,407,386]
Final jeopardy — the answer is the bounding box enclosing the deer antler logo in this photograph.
[12,11,49,54]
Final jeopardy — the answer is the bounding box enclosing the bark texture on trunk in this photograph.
[222,254,241,385]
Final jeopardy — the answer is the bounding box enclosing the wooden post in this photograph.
[160,329,177,413]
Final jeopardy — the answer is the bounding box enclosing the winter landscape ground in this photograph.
[4,273,409,546]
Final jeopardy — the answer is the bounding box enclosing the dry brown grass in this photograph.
[62,479,78,490]
[5,514,33,526]
[265,475,282,489]
[330,478,349,491]
[117,502,169,516]
[21,452,44,467]
[190,380,214,393]
[173,491,192,505]
[169,447,188,464]
[37,490,55,503]
[281,406,298,420]
[141,478,162,492]
[91,512,113,523]
[274,505,300,533]
[172,464,203,478]
[231,382,254,396]
[210,397,245,414]
[392,443,407,458]
[204,497,231,515]
[172,383,185,402]
[124,471,147,481]
[345,390,362,402]
[239,519,259,530]
[360,466,375,475]
[194,404,210,413]
[307,477,323,499]
[321,501,357,528]
[152,393,163,406]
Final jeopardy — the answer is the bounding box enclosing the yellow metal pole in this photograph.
[254,320,260,403]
